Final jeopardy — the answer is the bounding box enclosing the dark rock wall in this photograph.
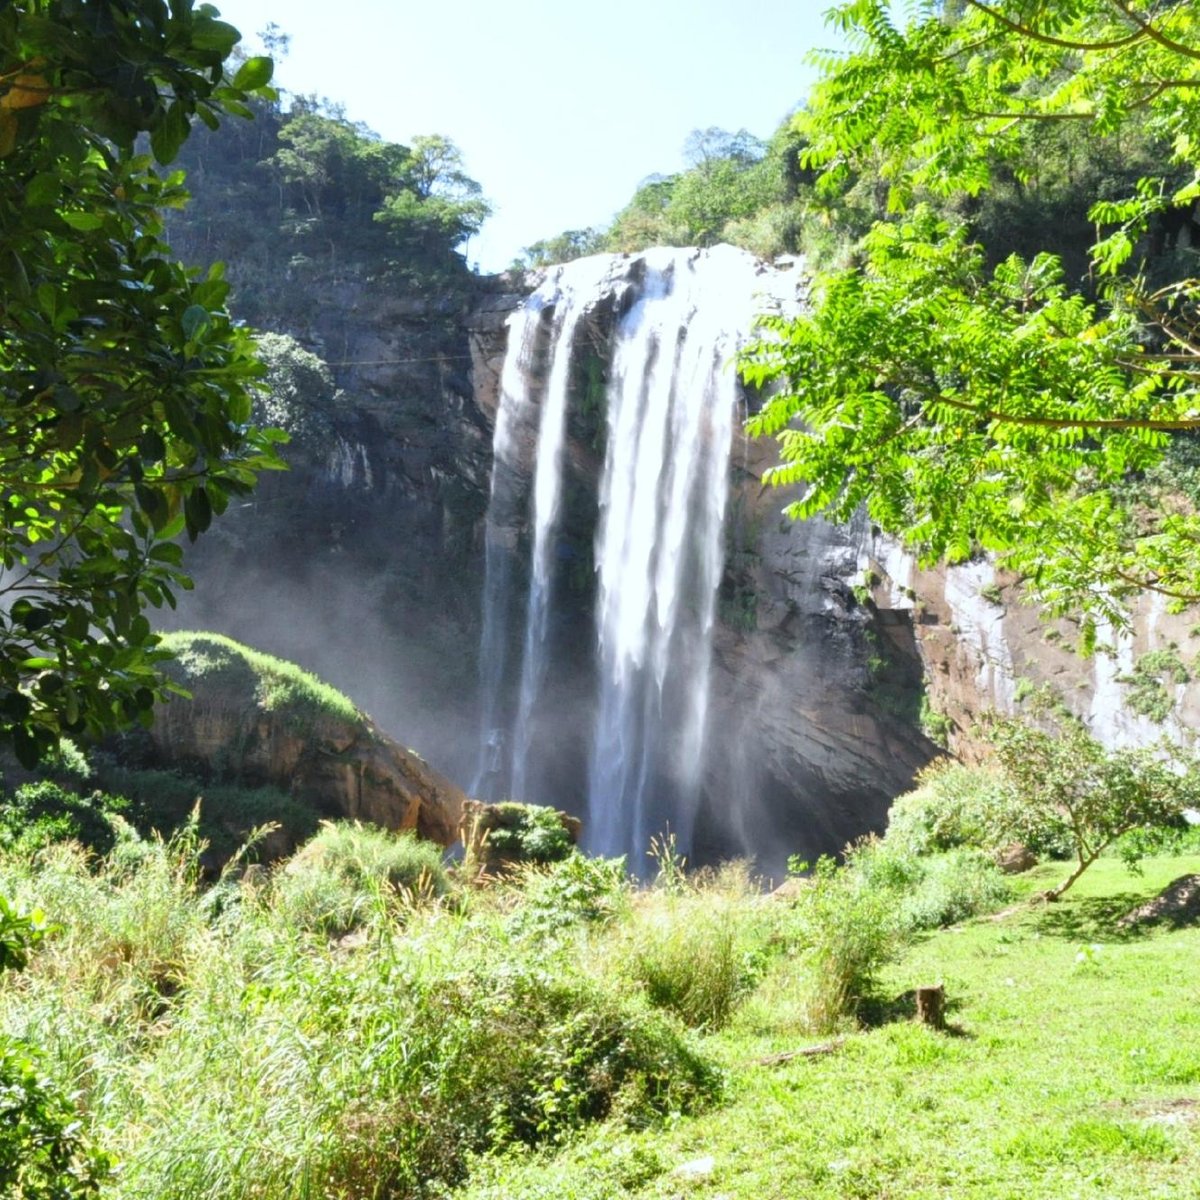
[164,260,940,871]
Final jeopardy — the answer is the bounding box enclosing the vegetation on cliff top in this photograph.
[158,630,361,726]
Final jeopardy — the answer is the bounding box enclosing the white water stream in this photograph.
[475,246,767,863]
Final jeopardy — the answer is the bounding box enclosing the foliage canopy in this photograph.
[742,0,1200,622]
[0,1,284,765]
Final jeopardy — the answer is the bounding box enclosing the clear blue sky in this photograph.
[212,0,842,271]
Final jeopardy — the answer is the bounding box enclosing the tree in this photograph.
[374,133,491,258]
[0,1,283,766]
[742,1,1200,624]
[987,707,1198,898]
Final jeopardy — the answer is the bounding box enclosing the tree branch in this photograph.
[1107,0,1200,62]
[964,0,1146,51]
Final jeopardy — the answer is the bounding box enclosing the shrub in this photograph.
[274,821,448,935]
[508,853,630,938]
[0,1036,113,1198]
[478,802,575,865]
[0,782,130,856]
[897,848,1013,930]
[885,759,1040,856]
[92,763,320,862]
[786,854,901,1032]
[851,835,1013,931]
[37,738,92,784]
[0,895,111,1199]
[416,966,722,1153]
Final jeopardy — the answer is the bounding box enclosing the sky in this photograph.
[212,0,842,272]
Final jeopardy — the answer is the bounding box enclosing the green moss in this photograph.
[1119,647,1189,723]
[159,631,361,727]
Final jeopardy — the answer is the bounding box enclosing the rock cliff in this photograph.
[148,633,465,846]
[160,244,1194,872]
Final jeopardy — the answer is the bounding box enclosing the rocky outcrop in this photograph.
[157,277,508,789]
[857,533,1200,759]
[148,634,465,846]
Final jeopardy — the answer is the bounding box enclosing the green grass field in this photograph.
[2,819,1197,1200]
[463,856,1200,1200]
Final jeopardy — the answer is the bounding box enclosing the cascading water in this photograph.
[474,246,767,864]
[470,293,546,798]
[510,257,614,802]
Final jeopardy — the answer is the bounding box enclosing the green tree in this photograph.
[374,132,491,258]
[517,227,606,270]
[743,1,1200,623]
[987,708,1198,899]
[0,1,283,765]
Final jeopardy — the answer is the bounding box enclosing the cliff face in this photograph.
[461,254,939,869]
[165,246,1192,871]
[860,537,1200,759]
[159,277,516,788]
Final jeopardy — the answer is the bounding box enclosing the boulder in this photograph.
[147,632,465,847]
[1119,874,1200,929]
[995,843,1038,874]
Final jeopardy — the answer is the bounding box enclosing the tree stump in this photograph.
[915,984,946,1030]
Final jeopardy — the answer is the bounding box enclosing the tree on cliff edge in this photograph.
[743,0,1200,631]
[0,1,283,765]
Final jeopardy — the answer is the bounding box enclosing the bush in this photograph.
[786,854,901,1032]
[477,803,576,865]
[0,782,128,857]
[92,763,320,862]
[0,1036,112,1198]
[898,848,1013,930]
[274,821,448,935]
[619,896,743,1029]
[885,759,1044,856]
[508,854,630,938]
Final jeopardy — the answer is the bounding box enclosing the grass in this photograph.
[461,855,1200,1200]
[159,630,362,727]
[1,817,1197,1199]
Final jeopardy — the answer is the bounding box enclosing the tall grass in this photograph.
[0,825,721,1199]
[616,862,766,1030]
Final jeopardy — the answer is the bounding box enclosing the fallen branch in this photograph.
[756,1037,845,1066]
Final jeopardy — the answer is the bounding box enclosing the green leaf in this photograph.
[183,487,212,540]
[150,100,190,165]
[59,211,104,231]
[233,55,273,89]
[181,304,211,340]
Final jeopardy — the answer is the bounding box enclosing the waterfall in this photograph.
[470,293,547,798]
[474,246,767,863]
[511,257,614,801]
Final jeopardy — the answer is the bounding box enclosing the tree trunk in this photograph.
[915,984,946,1030]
